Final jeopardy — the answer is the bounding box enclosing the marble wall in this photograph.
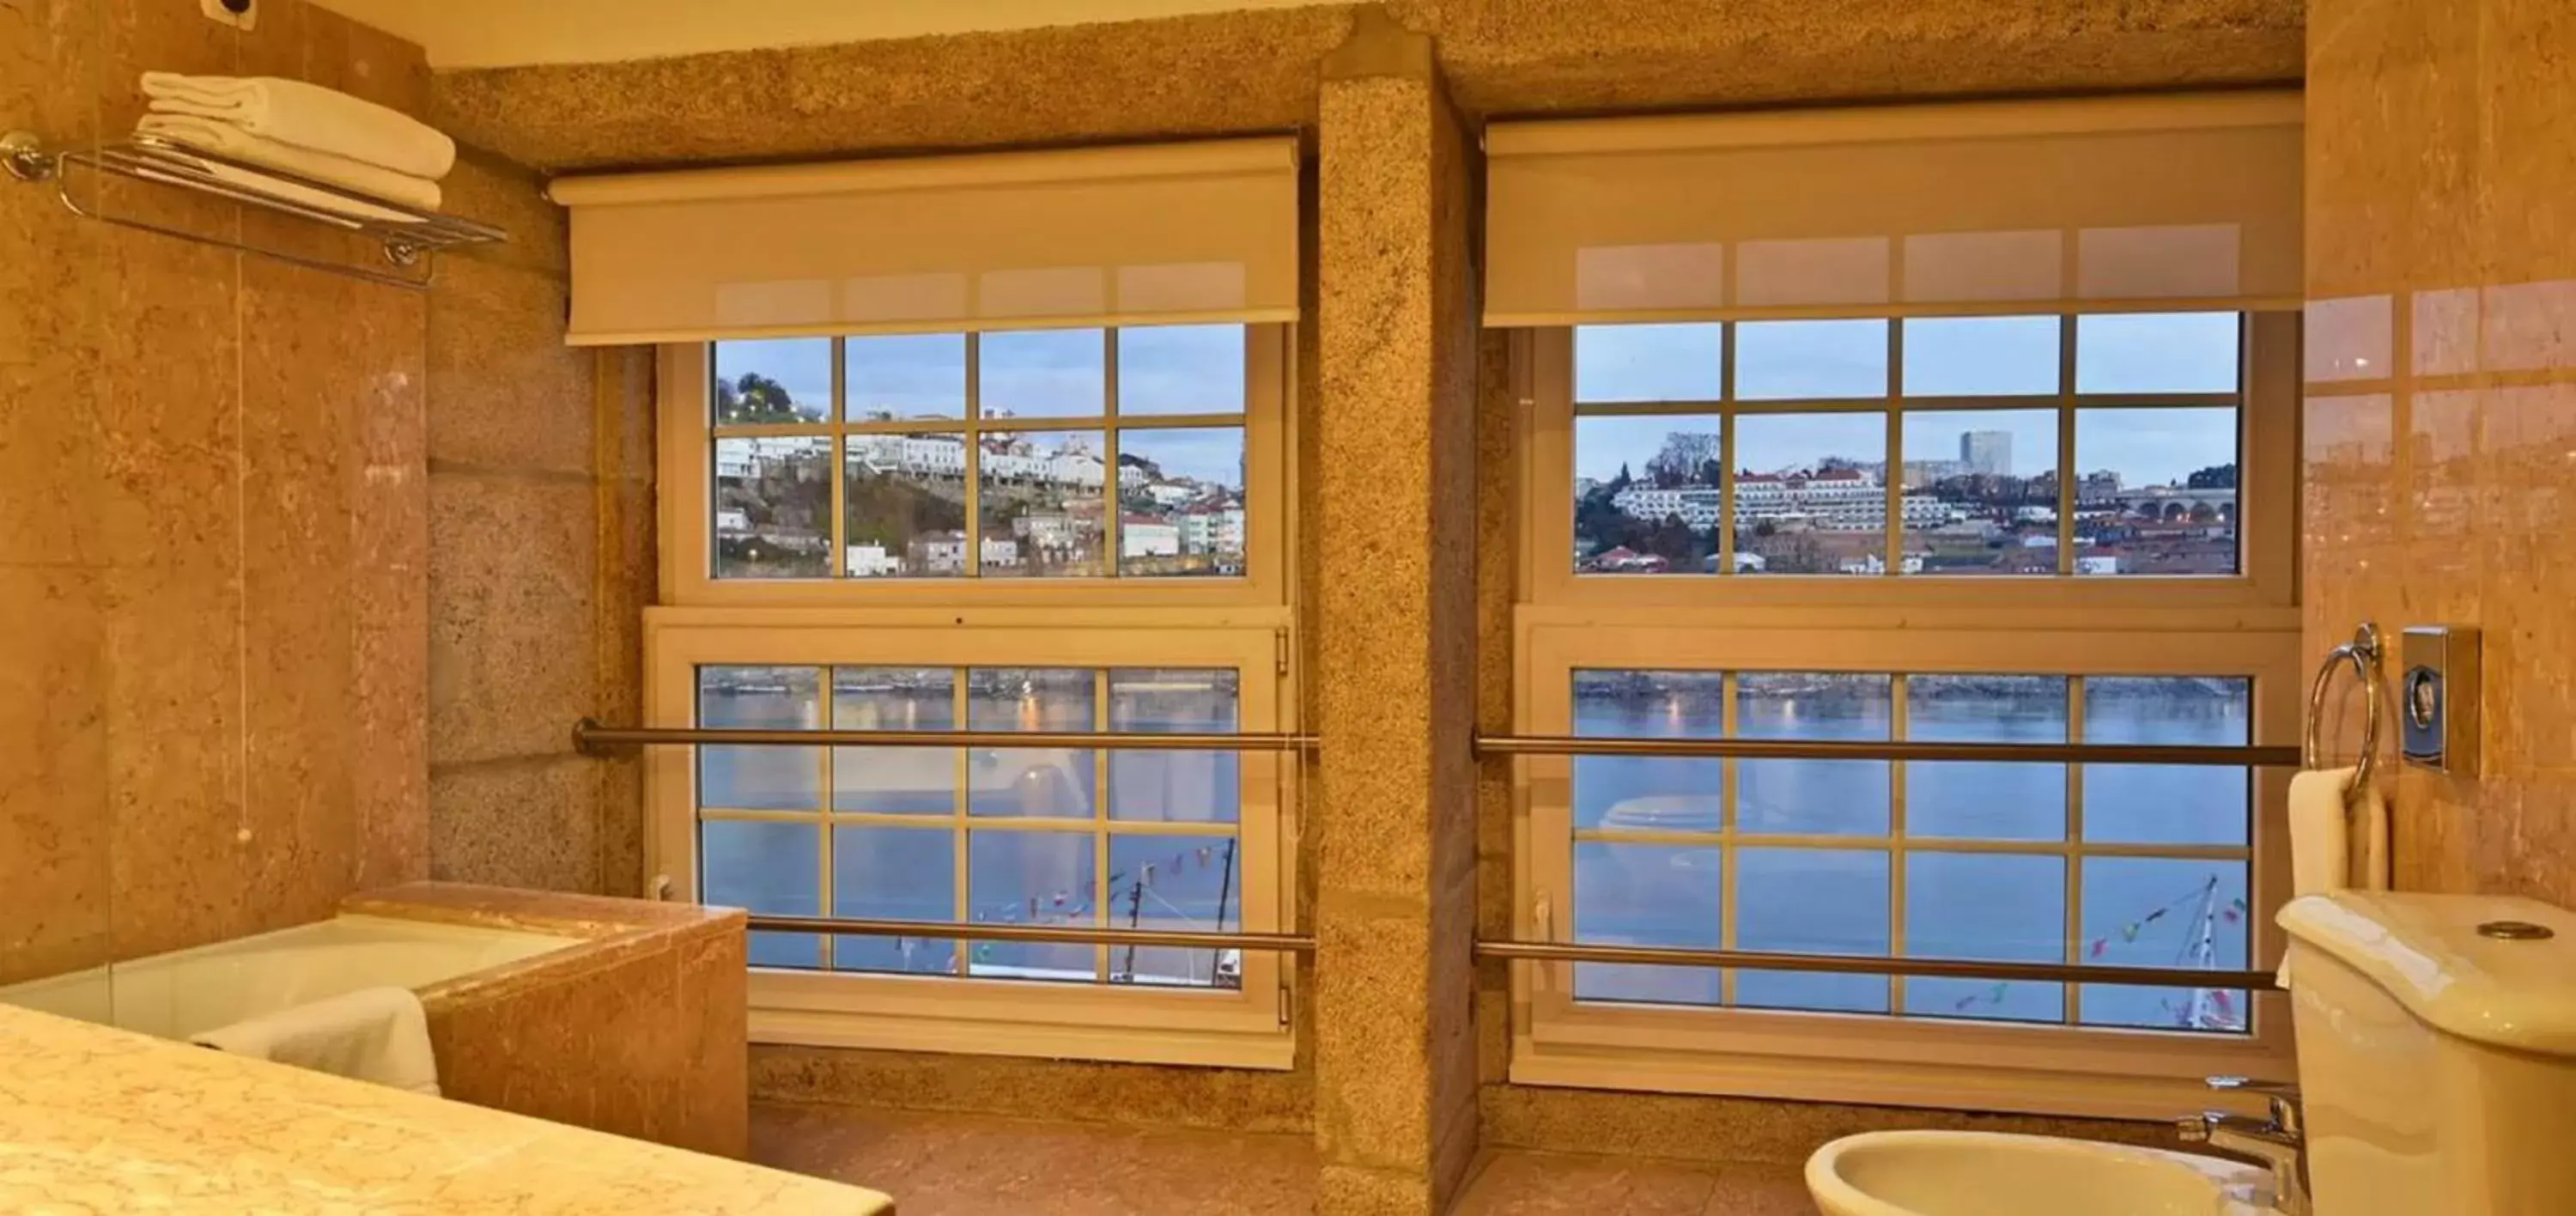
[423,159,653,899]
[0,0,433,983]
[2304,0,2576,902]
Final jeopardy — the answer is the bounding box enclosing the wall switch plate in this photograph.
[200,0,257,32]
[2400,624,2480,775]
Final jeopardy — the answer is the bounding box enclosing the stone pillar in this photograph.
[1309,9,1482,1213]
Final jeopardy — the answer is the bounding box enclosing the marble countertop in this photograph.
[0,1004,893,1214]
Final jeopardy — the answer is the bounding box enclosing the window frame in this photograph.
[647,321,1298,1070]
[659,324,1291,610]
[1506,311,2305,1119]
[647,613,1295,1068]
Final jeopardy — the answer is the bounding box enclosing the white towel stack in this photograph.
[136,72,457,220]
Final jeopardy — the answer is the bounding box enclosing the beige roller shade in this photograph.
[1485,92,2303,326]
[550,137,1301,345]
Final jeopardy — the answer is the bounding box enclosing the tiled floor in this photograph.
[751,1103,1815,1215]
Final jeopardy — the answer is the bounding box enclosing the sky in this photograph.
[1572,313,2243,487]
[714,325,1248,489]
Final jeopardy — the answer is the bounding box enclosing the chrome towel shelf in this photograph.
[2,131,505,289]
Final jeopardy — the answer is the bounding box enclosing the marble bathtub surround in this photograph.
[0,1003,887,1214]
[342,881,751,1158]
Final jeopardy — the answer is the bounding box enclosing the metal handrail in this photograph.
[1478,736,2300,766]
[1474,939,2274,989]
[744,914,1314,954]
[574,718,1315,756]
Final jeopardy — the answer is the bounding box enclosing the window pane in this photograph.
[702,819,820,970]
[1734,413,1887,575]
[1906,675,2066,842]
[845,333,965,422]
[831,827,955,976]
[698,666,820,810]
[1571,670,1724,832]
[1736,848,1891,1013]
[2074,408,2240,575]
[1118,428,1245,578]
[2080,857,2251,1033]
[1735,319,1889,401]
[1117,325,1245,416]
[830,666,955,815]
[1575,416,1722,575]
[713,338,830,424]
[967,830,1096,981]
[2082,677,2252,846]
[1900,410,2060,575]
[978,431,1108,577]
[1903,852,2065,1023]
[1902,316,2060,397]
[1107,835,1242,988]
[967,668,1097,818]
[714,437,831,579]
[1736,673,1891,836]
[980,328,1106,419]
[1109,669,1239,824]
[2075,312,2240,394]
[1574,323,1723,403]
[1573,840,1723,1006]
[843,434,969,578]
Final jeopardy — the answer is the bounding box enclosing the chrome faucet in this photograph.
[2177,1076,2309,1216]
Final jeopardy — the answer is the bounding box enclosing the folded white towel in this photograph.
[141,71,455,180]
[135,159,415,225]
[190,987,440,1096]
[137,113,441,212]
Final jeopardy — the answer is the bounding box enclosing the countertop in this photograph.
[0,1003,894,1214]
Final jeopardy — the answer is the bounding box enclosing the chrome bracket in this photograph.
[2,131,58,183]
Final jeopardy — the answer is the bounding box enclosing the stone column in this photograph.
[1309,9,1482,1213]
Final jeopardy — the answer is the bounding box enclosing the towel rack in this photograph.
[2,131,505,289]
[2303,621,2382,788]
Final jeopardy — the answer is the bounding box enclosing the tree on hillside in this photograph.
[716,372,810,424]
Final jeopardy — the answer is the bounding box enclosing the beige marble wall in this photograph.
[424,157,653,898]
[426,1,2302,173]
[0,0,432,984]
[2304,0,2576,903]
[1309,14,1482,1214]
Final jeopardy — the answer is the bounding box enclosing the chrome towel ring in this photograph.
[2303,622,2382,789]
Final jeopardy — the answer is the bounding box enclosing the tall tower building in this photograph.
[1959,429,2012,477]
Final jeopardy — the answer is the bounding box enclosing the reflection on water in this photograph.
[1571,672,2253,1031]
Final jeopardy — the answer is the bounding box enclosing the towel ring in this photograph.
[2303,622,2382,790]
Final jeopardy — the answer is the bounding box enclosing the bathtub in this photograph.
[0,913,581,1041]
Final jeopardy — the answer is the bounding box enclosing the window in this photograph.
[1512,313,2300,1119]
[652,324,1293,1069]
[699,327,1256,585]
[1566,314,2249,581]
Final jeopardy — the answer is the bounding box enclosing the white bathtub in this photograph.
[0,914,581,1040]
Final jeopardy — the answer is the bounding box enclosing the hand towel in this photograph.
[190,987,440,1096]
[137,113,441,212]
[141,71,455,180]
[2287,768,2356,899]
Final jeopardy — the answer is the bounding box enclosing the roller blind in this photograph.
[1484,92,2303,326]
[550,137,1301,346]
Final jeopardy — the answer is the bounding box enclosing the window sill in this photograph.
[748,970,1294,1071]
[1510,1016,2288,1121]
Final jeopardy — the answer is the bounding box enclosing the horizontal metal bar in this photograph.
[745,914,1315,953]
[1476,939,2274,989]
[576,718,1314,755]
[1479,734,2300,767]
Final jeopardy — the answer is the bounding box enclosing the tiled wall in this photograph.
[0,0,649,988]
[2305,0,2576,902]
[0,0,432,983]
